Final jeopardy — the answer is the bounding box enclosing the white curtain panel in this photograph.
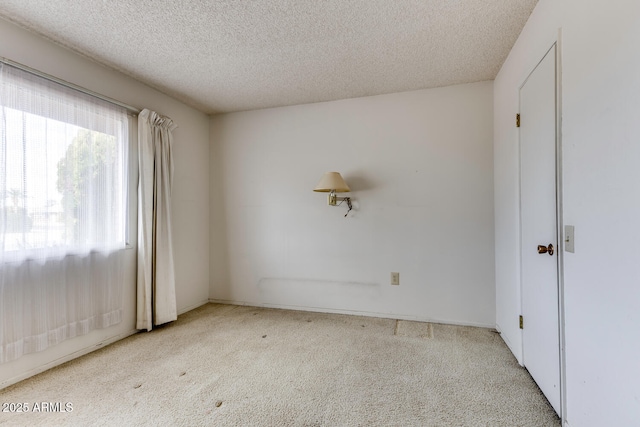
[0,63,126,363]
[1,252,123,362]
[136,109,177,331]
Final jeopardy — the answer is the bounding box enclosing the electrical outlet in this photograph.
[391,272,400,286]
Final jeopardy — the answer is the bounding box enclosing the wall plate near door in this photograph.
[564,225,575,253]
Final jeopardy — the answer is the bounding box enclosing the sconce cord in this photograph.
[338,197,353,217]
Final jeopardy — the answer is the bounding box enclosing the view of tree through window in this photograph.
[56,128,120,246]
[1,99,127,254]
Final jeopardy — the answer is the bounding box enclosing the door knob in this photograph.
[537,244,554,256]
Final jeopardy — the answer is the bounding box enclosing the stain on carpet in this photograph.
[394,319,434,339]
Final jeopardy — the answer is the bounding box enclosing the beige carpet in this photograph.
[0,304,560,426]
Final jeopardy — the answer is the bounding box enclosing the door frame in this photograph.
[517,34,567,423]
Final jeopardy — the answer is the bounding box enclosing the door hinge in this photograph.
[519,315,524,329]
[516,113,521,128]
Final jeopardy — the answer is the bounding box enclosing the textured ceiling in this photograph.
[0,1,538,114]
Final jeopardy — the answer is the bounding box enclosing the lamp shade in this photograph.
[313,172,350,193]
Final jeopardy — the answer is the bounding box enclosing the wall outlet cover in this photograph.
[391,272,400,286]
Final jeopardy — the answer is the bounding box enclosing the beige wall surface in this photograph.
[210,81,496,327]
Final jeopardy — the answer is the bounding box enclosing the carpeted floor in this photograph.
[0,304,560,426]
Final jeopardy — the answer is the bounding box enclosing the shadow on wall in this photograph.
[258,278,381,311]
[342,171,377,194]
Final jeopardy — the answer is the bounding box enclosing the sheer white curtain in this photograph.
[0,62,128,363]
[136,109,177,331]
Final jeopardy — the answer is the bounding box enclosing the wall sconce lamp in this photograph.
[314,172,353,217]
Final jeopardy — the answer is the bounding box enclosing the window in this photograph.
[0,62,129,257]
[1,61,133,363]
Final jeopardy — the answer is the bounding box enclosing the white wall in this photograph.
[210,81,495,327]
[561,1,640,425]
[0,18,210,387]
[495,0,640,425]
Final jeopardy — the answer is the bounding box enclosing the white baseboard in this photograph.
[208,298,496,329]
[178,299,209,315]
[1,329,138,390]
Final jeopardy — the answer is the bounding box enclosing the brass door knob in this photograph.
[537,244,554,255]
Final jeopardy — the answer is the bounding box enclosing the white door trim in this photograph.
[554,29,567,426]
